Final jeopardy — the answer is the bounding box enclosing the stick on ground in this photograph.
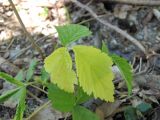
[71,0,146,54]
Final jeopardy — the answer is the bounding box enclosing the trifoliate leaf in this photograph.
[111,54,133,95]
[48,83,75,112]
[72,105,100,120]
[14,87,26,120]
[56,24,92,46]
[73,45,114,102]
[44,47,77,93]
[0,72,24,86]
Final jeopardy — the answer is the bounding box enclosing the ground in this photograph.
[0,0,160,120]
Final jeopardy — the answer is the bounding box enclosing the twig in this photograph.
[8,0,45,59]
[8,35,54,60]
[71,0,146,54]
[27,90,44,104]
[29,84,48,95]
[26,101,51,120]
[102,0,160,6]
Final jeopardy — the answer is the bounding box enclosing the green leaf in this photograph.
[136,102,152,113]
[72,106,100,120]
[73,45,114,102]
[44,47,77,93]
[26,58,37,81]
[124,106,138,120]
[48,83,75,112]
[75,86,92,104]
[101,41,109,54]
[56,24,92,46]
[14,87,26,120]
[111,54,133,95]
[41,67,49,82]
[0,87,20,103]
[15,70,24,81]
[0,72,24,86]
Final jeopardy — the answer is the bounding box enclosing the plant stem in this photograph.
[27,90,44,103]
[29,84,48,95]
[8,0,45,59]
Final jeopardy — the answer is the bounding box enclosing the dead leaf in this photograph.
[113,4,132,19]
[96,100,122,120]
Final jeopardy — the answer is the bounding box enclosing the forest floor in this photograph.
[0,0,160,120]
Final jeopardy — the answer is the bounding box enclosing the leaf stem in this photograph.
[29,84,48,95]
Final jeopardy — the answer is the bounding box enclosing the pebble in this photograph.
[109,39,119,50]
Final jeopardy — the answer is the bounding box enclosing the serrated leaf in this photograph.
[56,24,92,46]
[73,45,114,102]
[44,47,77,93]
[0,72,24,86]
[0,87,20,103]
[14,87,26,120]
[48,83,75,112]
[111,54,133,95]
[26,58,37,81]
[72,106,100,120]
[75,86,92,104]
[15,70,24,81]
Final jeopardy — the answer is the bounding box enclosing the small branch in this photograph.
[29,84,48,95]
[71,0,146,54]
[27,90,44,104]
[101,0,160,6]
[26,101,51,120]
[8,0,45,59]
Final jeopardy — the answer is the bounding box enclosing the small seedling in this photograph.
[0,24,133,120]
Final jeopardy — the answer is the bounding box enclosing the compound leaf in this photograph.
[14,87,26,120]
[0,72,24,86]
[72,105,100,120]
[44,47,77,93]
[73,45,114,102]
[56,24,92,46]
[111,54,133,95]
[48,83,75,112]
[0,87,20,103]
[15,70,24,81]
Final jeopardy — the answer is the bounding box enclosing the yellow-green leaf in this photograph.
[44,47,77,93]
[73,45,114,102]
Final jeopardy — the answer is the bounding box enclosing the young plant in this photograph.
[44,24,133,120]
[0,58,38,120]
[0,24,133,120]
